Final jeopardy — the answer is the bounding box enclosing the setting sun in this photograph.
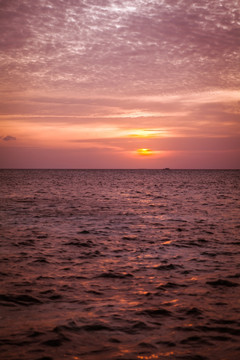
[137,148,153,156]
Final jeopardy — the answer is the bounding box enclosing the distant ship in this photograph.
[163,167,170,170]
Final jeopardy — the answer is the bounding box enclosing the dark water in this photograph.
[0,169,239,360]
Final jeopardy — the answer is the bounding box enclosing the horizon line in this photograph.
[0,168,239,171]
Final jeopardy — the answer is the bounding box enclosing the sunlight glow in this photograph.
[137,148,153,156]
[128,129,170,138]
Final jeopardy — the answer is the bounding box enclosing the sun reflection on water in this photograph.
[137,351,174,359]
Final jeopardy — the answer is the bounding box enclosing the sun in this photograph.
[137,148,153,156]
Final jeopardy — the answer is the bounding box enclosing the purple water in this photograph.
[0,169,239,360]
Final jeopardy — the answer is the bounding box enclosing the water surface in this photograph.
[0,170,239,360]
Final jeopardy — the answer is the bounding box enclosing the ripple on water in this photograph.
[0,169,240,360]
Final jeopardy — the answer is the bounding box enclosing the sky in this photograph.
[0,0,239,169]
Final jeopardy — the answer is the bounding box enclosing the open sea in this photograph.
[0,169,239,360]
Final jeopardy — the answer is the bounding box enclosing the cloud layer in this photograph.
[1,0,240,94]
[0,0,239,168]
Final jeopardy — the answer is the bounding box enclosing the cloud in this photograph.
[0,0,239,95]
[0,1,239,168]
[2,135,16,141]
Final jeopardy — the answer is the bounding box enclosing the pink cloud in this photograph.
[0,0,239,168]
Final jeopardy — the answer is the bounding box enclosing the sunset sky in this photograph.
[0,0,239,168]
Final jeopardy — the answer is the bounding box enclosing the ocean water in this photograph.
[0,169,239,360]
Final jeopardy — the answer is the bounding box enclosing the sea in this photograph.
[0,169,239,360]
